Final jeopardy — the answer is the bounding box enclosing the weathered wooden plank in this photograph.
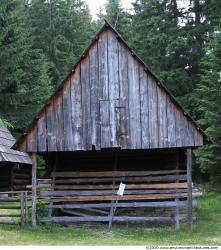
[0,214,20,217]
[108,30,119,100]
[46,200,195,209]
[175,108,183,147]
[118,42,130,148]
[46,103,56,151]
[20,192,24,225]
[51,193,188,202]
[194,128,203,146]
[51,170,186,178]
[26,125,37,152]
[110,99,119,147]
[187,148,193,230]
[37,111,47,152]
[188,120,195,146]
[81,55,92,150]
[54,182,188,190]
[98,31,109,100]
[32,153,37,226]
[157,87,168,148]
[70,66,83,150]
[127,53,141,148]
[89,42,100,149]
[167,97,176,147]
[54,94,64,151]
[148,75,158,148]
[100,100,111,148]
[41,216,175,223]
[139,66,149,149]
[53,174,187,184]
[62,79,73,151]
[115,106,128,148]
[40,189,187,197]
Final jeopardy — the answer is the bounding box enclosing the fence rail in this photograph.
[0,191,31,225]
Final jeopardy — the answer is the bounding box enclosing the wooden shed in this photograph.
[0,127,32,191]
[17,21,206,228]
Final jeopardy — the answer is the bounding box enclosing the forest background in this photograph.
[0,0,221,183]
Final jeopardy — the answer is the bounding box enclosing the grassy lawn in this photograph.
[0,192,220,245]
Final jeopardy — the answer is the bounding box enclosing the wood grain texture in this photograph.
[70,66,83,150]
[20,28,204,152]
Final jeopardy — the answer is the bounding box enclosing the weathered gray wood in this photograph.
[89,42,100,149]
[53,174,187,184]
[100,100,111,148]
[20,191,24,225]
[110,100,119,147]
[51,193,187,202]
[40,189,187,197]
[51,169,186,178]
[54,182,188,190]
[187,148,193,230]
[37,112,47,152]
[175,108,182,147]
[175,198,180,230]
[0,214,20,217]
[188,120,195,146]
[46,200,197,209]
[98,31,109,100]
[46,104,56,151]
[139,66,149,148]
[108,30,119,100]
[118,42,130,149]
[41,216,176,223]
[25,191,28,224]
[128,53,141,149]
[0,220,19,225]
[26,125,37,152]
[31,153,37,226]
[70,66,83,150]
[81,56,92,150]
[167,97,176,147]
[62,80,73,150]
[157,87,168,148]
[54,94,64,151]
[148,75,158,148]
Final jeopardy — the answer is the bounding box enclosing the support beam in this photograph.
[31,153,37,226]
[186,148,193,230]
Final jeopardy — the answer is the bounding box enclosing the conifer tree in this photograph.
[28,0,94,86]
[0,0,52,133]
[195,28,221,182]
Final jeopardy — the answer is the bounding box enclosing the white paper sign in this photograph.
[117,182,126,196]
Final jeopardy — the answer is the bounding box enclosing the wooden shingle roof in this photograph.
[0,127,32,164]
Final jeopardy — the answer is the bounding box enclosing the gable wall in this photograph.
[19,29,203,152]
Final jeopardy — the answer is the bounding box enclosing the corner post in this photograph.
[186,148,193,230]
[32,152,37,226]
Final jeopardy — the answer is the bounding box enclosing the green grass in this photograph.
[0,192,220,245]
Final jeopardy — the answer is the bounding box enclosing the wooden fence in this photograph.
[0,191,30,225]
[37,170,195,229]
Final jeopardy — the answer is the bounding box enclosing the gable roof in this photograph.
[0,127,32,164]
[16,20,207,152]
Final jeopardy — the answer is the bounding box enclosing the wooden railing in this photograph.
[0,191,31,225]
[38,170,194,229]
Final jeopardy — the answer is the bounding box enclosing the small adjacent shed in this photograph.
[0,127,32,191]
[17,21,207,228]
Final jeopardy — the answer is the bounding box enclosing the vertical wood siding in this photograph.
[19,29,204,152]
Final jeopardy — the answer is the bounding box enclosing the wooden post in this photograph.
[175,152,180,230]
[20,192,24,226]
[32,153,37,226]
[25,191,28,224]
[186,148,193,230]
